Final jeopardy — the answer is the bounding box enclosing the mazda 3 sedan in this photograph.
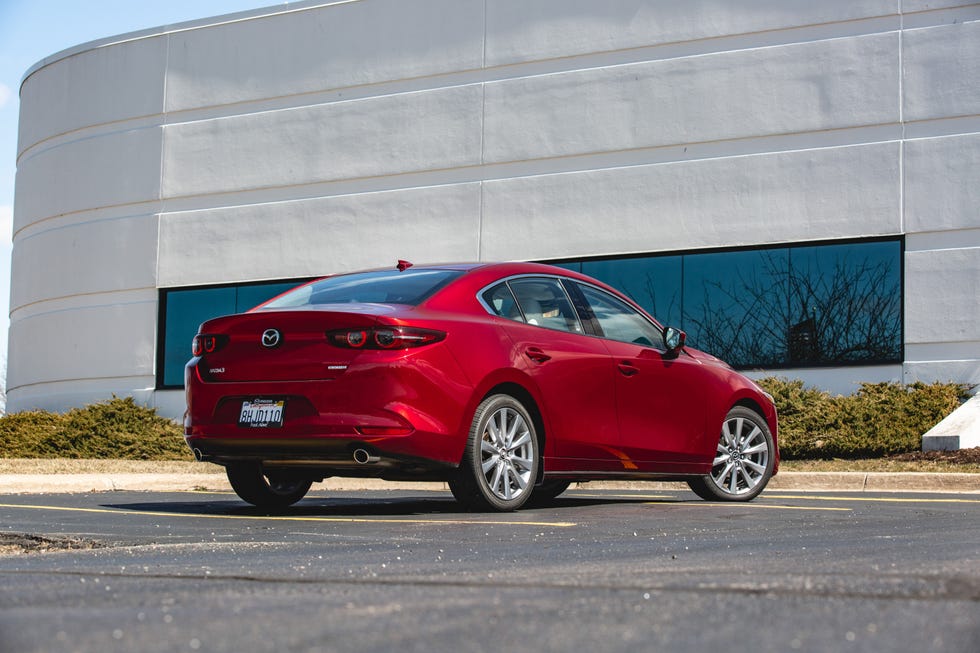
[184,261,778,511]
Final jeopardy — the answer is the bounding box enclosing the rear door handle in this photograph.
[525,347,551,364]
[617,361,639,377]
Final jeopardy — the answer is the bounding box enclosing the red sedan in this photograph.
[184,261,778,511]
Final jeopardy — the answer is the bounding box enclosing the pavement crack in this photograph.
[0,532,106,555]
[2,568,978,603]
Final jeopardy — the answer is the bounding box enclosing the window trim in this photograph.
[476,273,671,351]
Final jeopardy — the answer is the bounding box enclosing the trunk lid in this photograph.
[196,305,394,382]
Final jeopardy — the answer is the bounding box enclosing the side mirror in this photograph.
[664,327,686,357]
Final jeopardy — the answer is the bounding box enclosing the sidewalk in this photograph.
[2,471,978,495]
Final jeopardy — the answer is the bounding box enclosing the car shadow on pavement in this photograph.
[102,493,678,518]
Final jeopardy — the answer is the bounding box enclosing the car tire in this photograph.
[687,406,775,502]
[226,463,313,509]
[450,394,539,512]
[527,480,572,506]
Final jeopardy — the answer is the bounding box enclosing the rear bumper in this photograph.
[183,350,474,471]
[187,435,456,481]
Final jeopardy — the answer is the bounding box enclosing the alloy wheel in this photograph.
[479,405,535,501]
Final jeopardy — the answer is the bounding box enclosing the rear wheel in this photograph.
[226,463,312,509]
[687,406,774,502]
[450,394,539,512]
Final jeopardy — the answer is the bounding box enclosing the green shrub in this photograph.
[757,378,969,459]
[0,383,970,461]
[0,397,191,460]
[0,410,63,456]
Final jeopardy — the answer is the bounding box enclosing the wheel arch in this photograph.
[480,381,546,453]
[731,395,780,473]
[733,396,767,420]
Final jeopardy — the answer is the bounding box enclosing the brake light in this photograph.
[327,327,445,350]
[192,334,226,356]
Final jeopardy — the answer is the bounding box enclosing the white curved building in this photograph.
[9,0,980,418]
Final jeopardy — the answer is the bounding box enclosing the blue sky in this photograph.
[0,0,287,395]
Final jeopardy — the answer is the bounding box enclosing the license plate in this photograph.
[238,399,285,428]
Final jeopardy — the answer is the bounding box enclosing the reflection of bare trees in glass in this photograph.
[602,275,680,328]
[639,275,679,330]
[684,252,901,368]
[685,254,788,367]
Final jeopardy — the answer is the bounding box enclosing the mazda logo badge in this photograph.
[261,329,281,348]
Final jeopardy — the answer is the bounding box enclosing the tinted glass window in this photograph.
[577,283,665,349]
[581,255,683,328]
[481,283,522,320]
[263,269,463,308]
[551,237,901,369]
[508,278,583,333]
[683,249,790,368]
[787,241,901,364]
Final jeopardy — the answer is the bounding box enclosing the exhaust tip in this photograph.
[192,448,204,462]
[353,448,380,465]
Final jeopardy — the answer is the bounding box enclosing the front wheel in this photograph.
[450,394,539,512]
[687,406,774,502]
[226,463,312,509]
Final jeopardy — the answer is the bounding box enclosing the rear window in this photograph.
[260,269,463,308]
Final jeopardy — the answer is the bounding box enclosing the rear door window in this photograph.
[507,278,583,334]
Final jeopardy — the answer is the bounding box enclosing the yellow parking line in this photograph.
[763,495,980,504]
[0,503,576,528]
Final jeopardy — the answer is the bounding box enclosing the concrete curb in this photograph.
[1,471,978,495]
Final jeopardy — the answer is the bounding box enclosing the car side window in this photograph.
[577,283,665,349]
[508,278,583,334]
[481,283,523,320]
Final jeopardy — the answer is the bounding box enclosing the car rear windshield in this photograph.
[260,269,464,308]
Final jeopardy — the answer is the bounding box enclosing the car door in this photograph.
[571,282,709,470]
[481,278,620,469]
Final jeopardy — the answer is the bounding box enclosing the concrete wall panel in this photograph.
[11,215,158,308]
[9,377,159,414]
[904,1,980,10]
[157,183,482,287]
[905,247,980,344]
[904,360,980,388]
[905,133,980,233]
[485,34,898,162]
[164,0,484,112]
[17,36,166,155]
[14,127,162,232]
[486,0,895,65]
[904,20,980,121]
[161,86,482,198]
[482,143,901,261]
[7,298,156,390]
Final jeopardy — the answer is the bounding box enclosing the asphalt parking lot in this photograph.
[1,487,979,653]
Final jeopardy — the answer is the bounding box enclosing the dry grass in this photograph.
[780,458,980,473]
[0,459,222,475]
[781,446,980,473]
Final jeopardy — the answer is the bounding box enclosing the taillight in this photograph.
[327,327,445,350]
[192,334,226,356]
